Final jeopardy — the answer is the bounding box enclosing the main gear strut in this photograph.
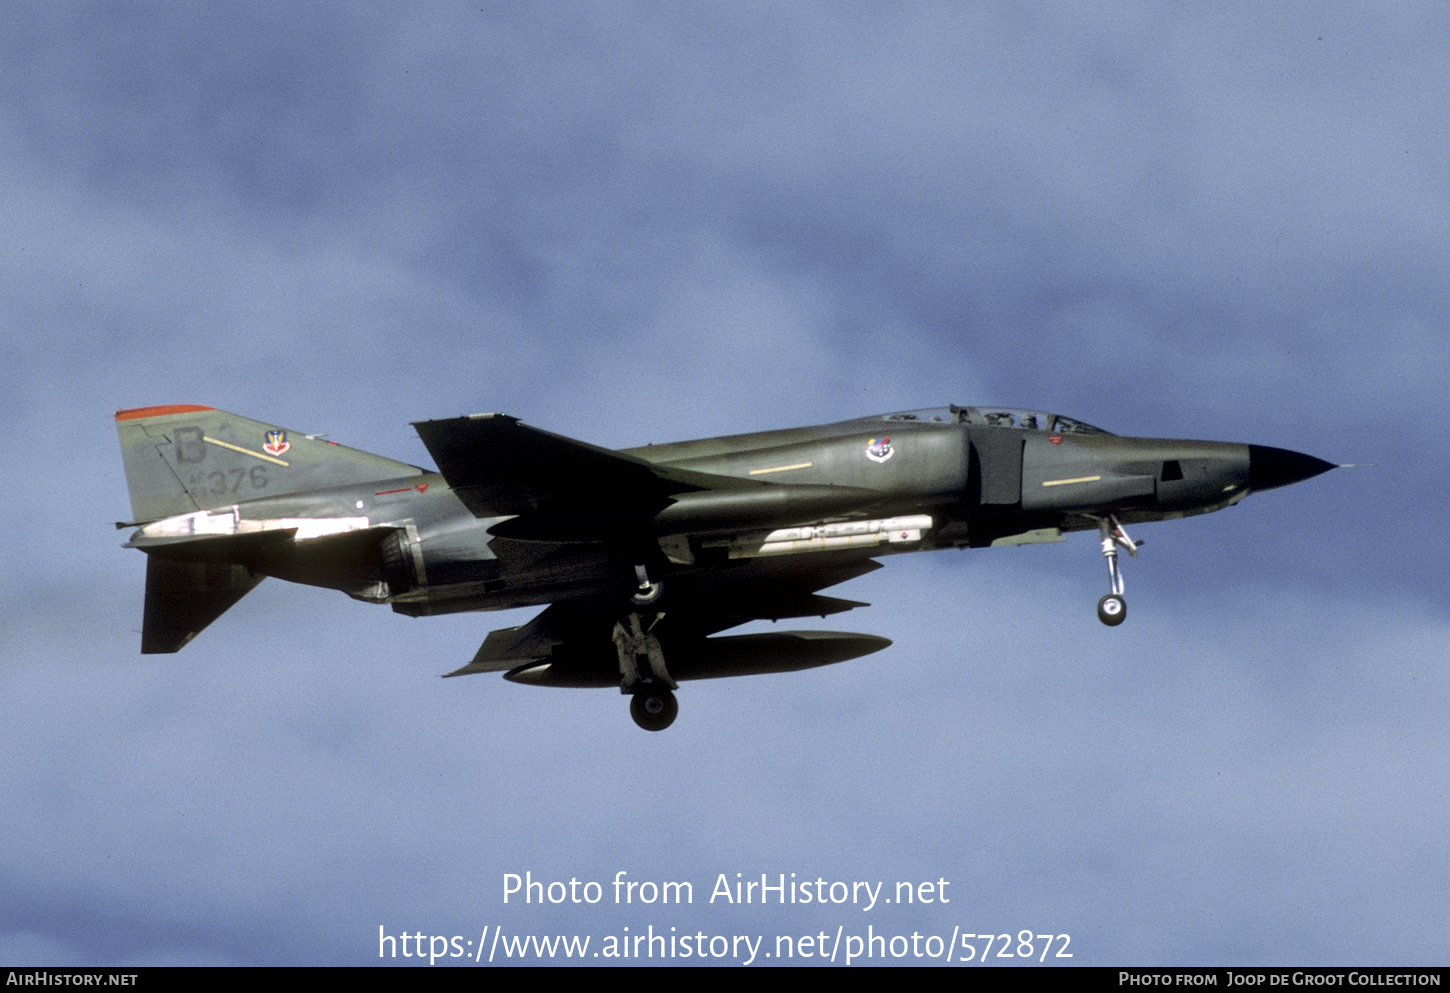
[612,612,678,730]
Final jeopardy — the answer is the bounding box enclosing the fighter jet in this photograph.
[115,404,1333,730]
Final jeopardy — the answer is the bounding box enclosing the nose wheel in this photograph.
[1093,516,1137,627]
[1097,593,1127,626]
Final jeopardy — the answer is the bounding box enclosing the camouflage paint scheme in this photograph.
[115,404,1333,730]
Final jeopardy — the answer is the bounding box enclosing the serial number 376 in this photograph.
[186,466,268,496]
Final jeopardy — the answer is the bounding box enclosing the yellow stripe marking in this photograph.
[1042,475,1101,487]
[748,462,813,476]
[204,436,290,467]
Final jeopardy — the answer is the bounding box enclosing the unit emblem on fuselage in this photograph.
[865,437,894,463]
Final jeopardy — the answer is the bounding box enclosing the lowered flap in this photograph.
[444,602,582,677]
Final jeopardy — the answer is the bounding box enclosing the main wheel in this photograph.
[1096,593,1127,626]
[630,688,678,731]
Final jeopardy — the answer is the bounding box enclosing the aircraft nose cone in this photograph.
[1248,444,1335,492]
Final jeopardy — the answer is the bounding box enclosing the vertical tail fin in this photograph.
[115,405,423,524]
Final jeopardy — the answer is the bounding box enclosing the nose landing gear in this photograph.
[1093,516,1137,627]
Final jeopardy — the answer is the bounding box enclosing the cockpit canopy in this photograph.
[880,405,1113,436]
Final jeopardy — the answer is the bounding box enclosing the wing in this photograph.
[421,415,894,683]
[445,557,885,681]
[412,414,881,542]
[413,414,760,522]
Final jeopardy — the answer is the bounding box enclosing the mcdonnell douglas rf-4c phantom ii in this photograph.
[116,404,1334,730]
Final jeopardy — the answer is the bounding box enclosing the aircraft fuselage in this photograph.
[117,403,1333,729]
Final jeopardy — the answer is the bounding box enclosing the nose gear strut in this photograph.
[1092,515,1138,626]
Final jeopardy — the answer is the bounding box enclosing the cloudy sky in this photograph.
[2,2,1446,967]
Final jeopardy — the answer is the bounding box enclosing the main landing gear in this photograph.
[1093,516,1138,627]
[613,569,678,730]
[629,686,678,732]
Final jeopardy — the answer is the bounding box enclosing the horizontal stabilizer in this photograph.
[142,557,263,653]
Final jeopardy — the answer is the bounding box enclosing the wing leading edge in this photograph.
[412,414,763,518]
[412,413,883,542]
